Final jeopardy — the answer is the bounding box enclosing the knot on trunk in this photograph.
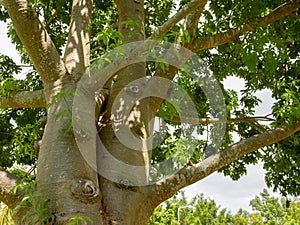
[71,178,99,203]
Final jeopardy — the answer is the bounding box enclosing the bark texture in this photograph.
[64,0,93,81]
[0,90,45,108]
[36,81,102,224]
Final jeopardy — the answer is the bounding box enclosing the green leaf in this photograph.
[243,52,258,72]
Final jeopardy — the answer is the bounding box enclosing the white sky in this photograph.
[0,22,21,62]
[0,21,280,214]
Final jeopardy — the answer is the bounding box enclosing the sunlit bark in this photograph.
[0,90,45,108]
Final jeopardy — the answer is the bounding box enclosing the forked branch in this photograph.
[149,1,299,116]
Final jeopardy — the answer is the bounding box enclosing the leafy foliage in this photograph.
[147,190,300,225]
[68,216,94,225]
[262,134,300,197]
[0,107,42,168]
[0,53,44,168]
[13,180,54,224]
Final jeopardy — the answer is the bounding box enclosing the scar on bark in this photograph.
[70,178,100,203]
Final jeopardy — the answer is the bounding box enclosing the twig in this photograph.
[160,115,275,125]
[44,10,57,29]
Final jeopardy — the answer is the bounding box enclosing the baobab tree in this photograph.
[0,0,300,224]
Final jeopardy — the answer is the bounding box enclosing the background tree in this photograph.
[0,0,300,224]
[147,190,300,225]
[146,192,235,225]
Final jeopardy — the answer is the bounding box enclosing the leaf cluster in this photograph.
[13,180,54,224]
[0,54,44,168]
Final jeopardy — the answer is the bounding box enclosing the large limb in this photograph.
[0,90,46,108]
[145,121,300,203]
[2,0,67,84]
[63,0,93,81]
[191,1,300,52]
[0,168,23,209]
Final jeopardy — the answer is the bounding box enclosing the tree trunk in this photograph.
[34,81,157,225]
[35,81,102,224]
[95,0,158,223]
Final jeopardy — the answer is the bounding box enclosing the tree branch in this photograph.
[185,0,207,39]
[3,0,67,84]
[0,168,23,209]
[63,0,93,81]
[0,90,46,109]
[191,1,300,52]
[147,1,299,116]
[160,115,274,125]
[147,120,300,203]
[289,12,300,19]
[150,0,208,39]
[161,115,271,133]
[44,10,57,29]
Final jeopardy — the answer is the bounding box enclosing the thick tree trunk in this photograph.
[95,0,158,224]
[34,82,157,225]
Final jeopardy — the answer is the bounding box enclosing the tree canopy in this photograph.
[0,0,300,224]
